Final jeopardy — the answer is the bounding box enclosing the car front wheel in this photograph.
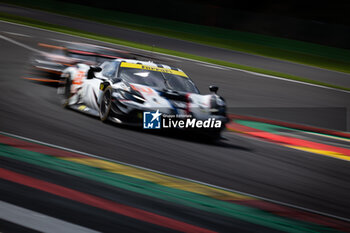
[58,73,72,108]
[99,87,112,122]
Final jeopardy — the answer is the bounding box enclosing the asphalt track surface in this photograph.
[1,3,350,89]
[1,19,350,232]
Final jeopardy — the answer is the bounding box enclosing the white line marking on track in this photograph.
[1,130,349,223]
[159,56,182,62]
[0,34,42,53]
[198,63,230,70]
[3,31,31,37]
[0,20,349,94]
[304,131,350,143]
[242,70,350,93]
[0,200,100,233]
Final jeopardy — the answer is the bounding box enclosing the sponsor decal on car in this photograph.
[121,62,188,78]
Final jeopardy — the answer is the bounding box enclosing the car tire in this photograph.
[99,86,112,122]
[59,73,72,108]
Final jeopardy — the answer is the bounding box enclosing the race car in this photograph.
[29,42,136,82]
[58,59,227,137]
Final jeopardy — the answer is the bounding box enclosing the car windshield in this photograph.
[162,73,199,93]
[117,67,199,93]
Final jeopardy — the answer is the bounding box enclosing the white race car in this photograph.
[58,59,227,137]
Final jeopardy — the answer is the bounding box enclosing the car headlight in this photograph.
[116,90,145,104]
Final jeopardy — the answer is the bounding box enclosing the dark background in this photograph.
[58,0,350,49]
[3,0,350,48]
[61,0,350,28]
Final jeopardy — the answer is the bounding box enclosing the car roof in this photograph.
[115,59,185,72]
[114,59,189,78]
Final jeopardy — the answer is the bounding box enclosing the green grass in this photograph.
[3,0,350,73]
[1,12,350,92]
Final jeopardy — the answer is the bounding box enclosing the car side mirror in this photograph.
[209,85,218,94]
[91,66,102,72]
[87,66,102,79]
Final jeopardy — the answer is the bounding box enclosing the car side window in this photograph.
[102,62,113,78]
[102,61,120,79]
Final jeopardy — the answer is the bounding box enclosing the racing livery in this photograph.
[31,42,135,81]
[58,59,227,137]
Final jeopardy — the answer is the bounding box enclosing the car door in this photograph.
[81,61,119,110]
